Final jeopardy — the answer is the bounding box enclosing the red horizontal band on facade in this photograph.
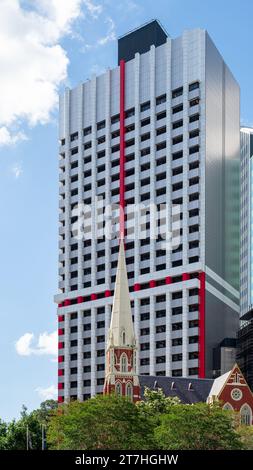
[77,296,84,304]
[58,369,64,376]
[64,299,71,306]
[57,272,202,307]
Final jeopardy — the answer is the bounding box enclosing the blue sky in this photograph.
[0,0,252,421]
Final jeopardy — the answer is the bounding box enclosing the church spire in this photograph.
[108,239,136,348]
[103,239,140,402]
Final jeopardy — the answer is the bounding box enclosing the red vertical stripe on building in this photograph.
[198,271,205,378]
[119,59,125,240]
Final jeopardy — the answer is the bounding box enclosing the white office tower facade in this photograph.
[55,21,240,403]
[240,127,253,318]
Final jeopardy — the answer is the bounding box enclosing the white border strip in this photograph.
[205,266,239,300]
[206,282,239,313]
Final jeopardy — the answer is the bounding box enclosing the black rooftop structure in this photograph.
[118,19,168,65]
[139,375,214,404]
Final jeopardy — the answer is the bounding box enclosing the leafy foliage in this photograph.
[154,402,242,450]
[137,386,181,416]
[47,394,155,450]
[0,400,57,450]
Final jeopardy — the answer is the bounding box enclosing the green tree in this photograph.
[47,394,155,450]
[154,402,242,450]
[237,425,253,450]
[0,400,57,450]
[137,387,181,416]
[0,419,8,450]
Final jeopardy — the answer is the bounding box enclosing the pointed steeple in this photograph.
[108,239,136,348]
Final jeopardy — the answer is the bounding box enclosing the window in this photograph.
[111,114,120,124]
[84,142,91,150]
[115,382,122,396]
[141,117,150,127]
[70,132,78,141]
[189,82,199,92]
[189,129,199,139]
[172,322,182,331]
[223,402,233,411]
[172,135,183,145]
[156,340,166,349]
[120,353,127,373]
[189,114,199,124]
[172,369,182,377]
[71,147,78,155]
[157,141,166,151]
[140,101,150,112]
[172,119,183,129]
[97,120,105,130]
[156,94,166,105]
[240,404,252,426]
[140,358,150,366]
[83,126,91,136]
[172,87,183,98]
[126,383,133,400]
[112,129,120,139]
[122,331,126,345]
[172,150,183,161]
[189,367,199,376]
[97,135,105,144]
[172,353,182,362]
[189,98,200,107]
[125,108,135,118]
[141,132,150,142]
[172,104,183,114]
[157,111,166,120]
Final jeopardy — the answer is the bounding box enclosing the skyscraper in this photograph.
[237,127,253,390]
[240,127,253,317]
[55,20,240,403]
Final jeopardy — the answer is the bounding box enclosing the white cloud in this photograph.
[11,162,23,179]
[36,384,58,400]
[15,330,57,357]
[82,16,116,51]
[83,0,103,18]
[0,127,27,147]
[15,332,34,356]
[97,17,116,46]
[0,0,104,147]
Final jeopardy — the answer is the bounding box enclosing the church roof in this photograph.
[139,375,214,404]
[108,239,136,348]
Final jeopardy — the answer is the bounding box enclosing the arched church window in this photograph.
[240,404,252,426]
[120,353,128,373]
[126,382,133,400]
[115,382,122,396]
[223,403,233,411]
[122,331,126,345]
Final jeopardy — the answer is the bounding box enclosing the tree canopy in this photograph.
[47,394,155,450]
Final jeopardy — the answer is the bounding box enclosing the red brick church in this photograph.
[103,241,253,424]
